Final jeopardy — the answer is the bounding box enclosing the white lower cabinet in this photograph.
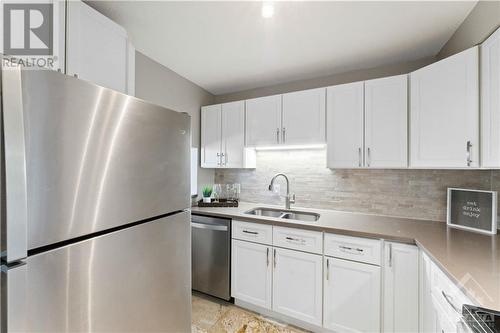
[272,247,323,326]
[383,242,419,332]
[231,240,272,309]
[323,257,381,333]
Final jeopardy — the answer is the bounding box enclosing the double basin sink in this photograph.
[244,207,320,222]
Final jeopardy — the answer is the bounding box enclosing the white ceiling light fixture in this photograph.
[261,2,274,18]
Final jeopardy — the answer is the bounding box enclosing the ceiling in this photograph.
[87,1,476,95]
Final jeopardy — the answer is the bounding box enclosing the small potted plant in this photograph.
[202,186,212,203]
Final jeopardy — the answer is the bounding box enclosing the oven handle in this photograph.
[191,222,228,232]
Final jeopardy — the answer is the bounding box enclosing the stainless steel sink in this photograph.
[244,207,320,222]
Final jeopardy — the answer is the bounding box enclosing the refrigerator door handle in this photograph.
[2,62,28,263]
[2,262,28,332]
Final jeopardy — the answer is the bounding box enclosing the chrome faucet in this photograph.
[268,173,295,209]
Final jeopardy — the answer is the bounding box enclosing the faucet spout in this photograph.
[268,173,295,210]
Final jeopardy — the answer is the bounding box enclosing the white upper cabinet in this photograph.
[272,247,323,326]
[201,102,255,168]
[201,104,222,168]
[410,46,479,168]
[365,75,408,168]
[481,27,500,168]
[324,257,381,333]
[282,88,326,145]
[383,242,419,333]
[246,95,282,146]
[231,240,272,310]
[327,82,364,168]
[222,101,246,168]
[66,0,134,95]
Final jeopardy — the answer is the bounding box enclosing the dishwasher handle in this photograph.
[191,222,228,231]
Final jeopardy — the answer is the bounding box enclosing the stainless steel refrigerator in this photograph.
[0,61,192,332]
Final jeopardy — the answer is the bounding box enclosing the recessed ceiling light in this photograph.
[261,2,274,18]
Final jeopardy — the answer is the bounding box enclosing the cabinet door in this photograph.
[222,101,245,168]
[282,88,326,144]
[201,105,222,168]
[272,248,322,326]
[324,257,381,333]
[420,251,437,333]
[231,240,272,310]
[481,28,500,168]
[365,75,408,168]
[66,0,132,94]
[327,82,364,168]
[410,47,479,168]
[246,95,282,146]
[383,242,419,332]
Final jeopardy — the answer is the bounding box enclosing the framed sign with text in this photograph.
[447,188,497,235]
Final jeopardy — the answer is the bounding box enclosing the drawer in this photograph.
[273,226,323,254]
[324,233,381,265]
[232,220,273,245]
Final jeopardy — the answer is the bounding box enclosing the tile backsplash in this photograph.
[214,149,499,222]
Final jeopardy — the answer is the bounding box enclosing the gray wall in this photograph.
[214,57,434,103]
[438,0,500,59]
[135,51,215,199]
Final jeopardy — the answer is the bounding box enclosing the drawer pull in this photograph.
[285,236,305,243]
[339,245,364,252]
[441,290,461,314]
[242,230,258,235]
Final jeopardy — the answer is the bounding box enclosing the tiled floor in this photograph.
[191,293,310,333]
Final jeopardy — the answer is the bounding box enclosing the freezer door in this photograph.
[1,65,191,253]
[1,211,191,333]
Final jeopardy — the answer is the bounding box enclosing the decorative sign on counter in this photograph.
[447,188,497,235]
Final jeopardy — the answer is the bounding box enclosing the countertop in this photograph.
[191,202,500,312]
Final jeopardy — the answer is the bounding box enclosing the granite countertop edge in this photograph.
[191,202,500,312]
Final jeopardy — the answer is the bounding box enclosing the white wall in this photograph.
[135,51,215,199]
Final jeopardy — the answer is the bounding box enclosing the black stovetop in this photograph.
[463,304,500,333]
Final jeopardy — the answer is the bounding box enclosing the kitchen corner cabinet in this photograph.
[281,88,326,145]
[272,247,323,326]
[481,27,500,168]
[383,242,419,332]
[231,240,272,309]
[410,46,479,168]
[66,0,135,95]
[323,257,381,332]
[201,102,256,168]
[326,81,364,168]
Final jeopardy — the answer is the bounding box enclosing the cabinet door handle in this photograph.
[221,152,226,166]
[266,247,270,267]
[273,248,277,268]
[441,290,461,314]
[242,230,258,235]
[216,152,220,166]
[326,258,330,281]
[282,127,286,143]
[466,141,472,167]
[358,147,362,167]
[276,128,280,143]
[367,147,371,167]
[388,243,393,267]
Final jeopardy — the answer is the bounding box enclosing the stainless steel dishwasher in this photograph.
[191,214,231,300]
